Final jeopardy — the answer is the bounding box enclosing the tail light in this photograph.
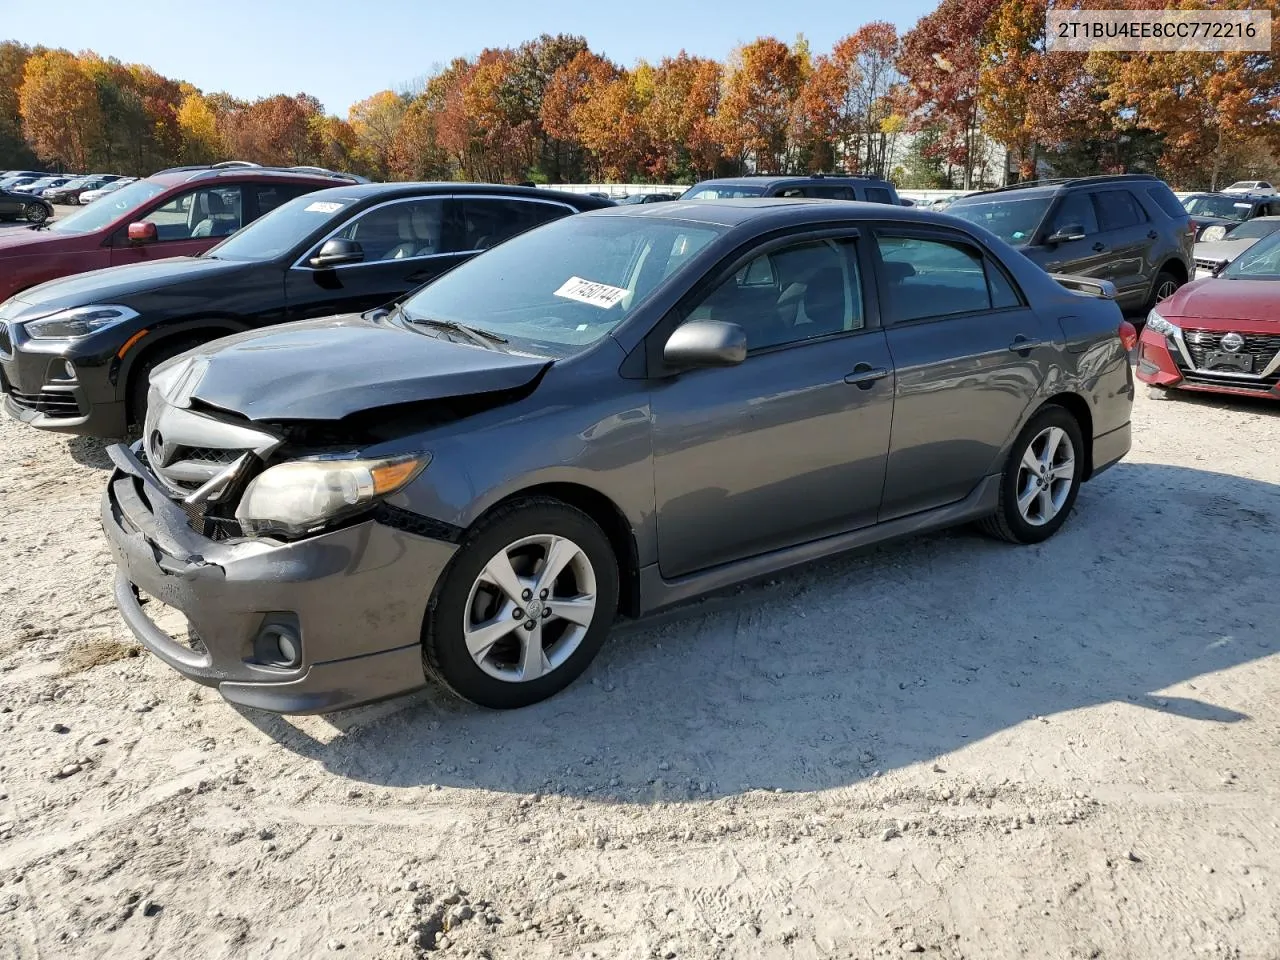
[1119,319,1138,351]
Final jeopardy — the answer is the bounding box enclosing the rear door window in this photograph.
[1048,192,1100,236]
[876,234,993,321]
[1145,184,1188,219]
[1094,190,1147,231]
[457,197,571,251]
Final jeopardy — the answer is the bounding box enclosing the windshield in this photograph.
[206,193,358,261]
[1183,195,1252,220]
[681,184,766,200]
[399,215,724,352]
[947,196,1053,244]
[47,179,166,234]
[1221,219,1280,241]
[1222,231,1280,279]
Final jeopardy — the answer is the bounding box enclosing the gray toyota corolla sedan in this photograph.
[101,200,1135,714]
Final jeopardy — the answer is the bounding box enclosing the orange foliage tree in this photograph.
[18,50,101,170]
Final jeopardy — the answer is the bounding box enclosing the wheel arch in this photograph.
[119,318,247,422]
[485,482,641,619]
[1039,392,1095,479]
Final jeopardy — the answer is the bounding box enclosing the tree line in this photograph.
[1,0,1276,191]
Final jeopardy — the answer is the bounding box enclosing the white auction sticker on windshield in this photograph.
[554,276,627,309]
[304,201,345,214]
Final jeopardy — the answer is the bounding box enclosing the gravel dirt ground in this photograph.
[1,385,1279,960]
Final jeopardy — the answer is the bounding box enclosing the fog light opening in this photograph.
[255,622,302,668]
[63,360,76,380]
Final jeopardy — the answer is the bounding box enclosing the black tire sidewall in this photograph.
[1148,269,1180,310]
[997,406,1085,544]
[426,501,620,709]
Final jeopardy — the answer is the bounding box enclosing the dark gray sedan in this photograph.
[101,200,1135,714]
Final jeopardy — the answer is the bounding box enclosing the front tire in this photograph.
[1148,269,1181,310]
[127,337,209,431]
[25,203,48,224]
[424,497,619,709]
[979,405,1084,545]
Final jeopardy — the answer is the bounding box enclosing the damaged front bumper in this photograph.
[100,443,458,714]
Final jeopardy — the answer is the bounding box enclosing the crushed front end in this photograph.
[100,386,459,714]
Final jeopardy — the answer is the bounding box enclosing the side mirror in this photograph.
[1045,223,1086,244]
[1211,259,1229,277]
[309,237,363,268]
[663,320,747,369]
[127,221,158,244]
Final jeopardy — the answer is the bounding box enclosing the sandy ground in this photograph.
[1,384,1279,960]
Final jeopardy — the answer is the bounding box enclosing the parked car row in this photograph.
[0,171,133,205]
[1,161,1140,716]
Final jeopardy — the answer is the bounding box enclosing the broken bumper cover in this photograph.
[100,443,458,714]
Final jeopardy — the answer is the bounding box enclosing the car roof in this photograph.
[585,197,954,229]
[689,175,891,188]
[253,181,612,208]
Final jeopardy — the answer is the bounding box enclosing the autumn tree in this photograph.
[899,0,997,189]
[177,91,224,163]
[19,50,101,170]
[542,50,619,179]
[221,93,323,166]
[1095,0,1280,189]
[641,53,722,180]
[386,95,452,180]
[831,23,902,177]
[572,66,650,180]
[0,42,39,168]
[510,34,589,180]
[718,38,804,173]
[348,89,407,177]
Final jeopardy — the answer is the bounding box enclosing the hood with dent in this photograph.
[1193,237,1264,263]
[6,256,242,314]
[168,314,551,421]
[1158,277,1280,326]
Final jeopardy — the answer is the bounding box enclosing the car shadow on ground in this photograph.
[236,460,1278,800]
[65,435,114,470]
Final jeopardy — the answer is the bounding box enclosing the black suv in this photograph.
[947,174,1194,313]
[0,183,612,437]
[1183,192,1280,240]
[681,174,901,205]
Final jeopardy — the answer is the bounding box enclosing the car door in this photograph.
[1090,187,1154,306]
[0,191,20,219]
[284,196,465,322]
[649,232,896,578]
[109,184,245,265]
[874,228,1053,521]
[1034,190,1111,282]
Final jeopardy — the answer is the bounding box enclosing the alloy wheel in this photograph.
[1015,426,1075,526]
[1155,279,1179,301]
[463,534,598,683]
[25,204,47,223]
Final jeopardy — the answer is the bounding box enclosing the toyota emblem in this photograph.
[1219,332,1245,353]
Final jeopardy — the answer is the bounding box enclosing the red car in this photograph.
[0,162,366,303]
[1137,227,1280,401]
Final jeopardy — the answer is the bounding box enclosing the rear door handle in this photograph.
[844,365,890,388]
[1147,230,1158,240]
[1092,242,1107,252]
[1008,336,1047,353]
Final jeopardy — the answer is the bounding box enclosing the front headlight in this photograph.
[23,305,139,340]
[1200,225,1228,242]
[1145,309,1181,337]
[235,454,429,538]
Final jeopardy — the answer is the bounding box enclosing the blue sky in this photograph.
[5,0,938,116]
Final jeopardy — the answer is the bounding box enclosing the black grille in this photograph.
[173,446,243,465]
[1182,329,1280,374]
[0,322,11,356]
[7,389,79,418]
[178,498,241,542]
[1194,257,1225,273]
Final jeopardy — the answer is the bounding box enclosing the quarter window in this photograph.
[802,185,856,200]
[254,183,316,217]
[683,238,863,351]
[458,197,569,251]
[138,186,243,242]
[864,187,894,204]
[1094,189,1147,230]
[876,234,995,321]
[333,198,449,261]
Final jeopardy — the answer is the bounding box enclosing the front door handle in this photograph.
[1092,242,1107,252]
[844,364,890,389]
[1008,336,1047,354]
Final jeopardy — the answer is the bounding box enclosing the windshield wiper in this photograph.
[399,310,509,350]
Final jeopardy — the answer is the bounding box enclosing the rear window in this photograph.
[1145,184,1187,219]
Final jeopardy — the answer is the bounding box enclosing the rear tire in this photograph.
[423,497,619,709]
[979,404,1085,545]
[25,204,48,224]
